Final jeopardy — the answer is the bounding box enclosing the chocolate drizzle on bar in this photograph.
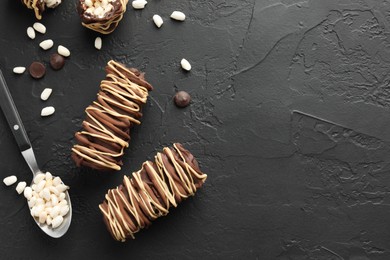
[99,143,207,242]
[22,0,46,19]
[71,60,153,171]
[78,0,129,34]
[22,0,61,20]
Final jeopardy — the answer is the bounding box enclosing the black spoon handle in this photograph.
[0,69,31,151]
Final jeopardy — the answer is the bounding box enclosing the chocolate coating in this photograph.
[50,53,65,70]
[71,60,153,171]
[29,62,46,79]
[78,0,128,34]
[21,0,45,20]
[21,0,61,20]
[174,91,191,108]
[99,143,207,242]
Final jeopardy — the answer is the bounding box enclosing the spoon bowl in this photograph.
[35,187,72,238]
[0,70,72,238]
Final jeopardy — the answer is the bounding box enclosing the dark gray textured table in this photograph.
[1,0,390,259]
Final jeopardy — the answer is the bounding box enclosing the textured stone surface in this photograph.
[1,0,390,259]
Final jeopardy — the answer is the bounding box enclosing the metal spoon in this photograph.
[0,69,72,238]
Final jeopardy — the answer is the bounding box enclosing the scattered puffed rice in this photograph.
[39,39,54,50]
[132,0,147,9]
[41,106,55,117]
[181,58,191,71]
[13,67,26,74]
[153,14,163,28]
[57,45,70,57]
[95,37,102,50]
[45,0,61,8]
[27,27,35,39]
[16,181,27,194]
[3,175,17,186]
[33,22,46,34]
[170,11,186,21]
[40,88,52,101]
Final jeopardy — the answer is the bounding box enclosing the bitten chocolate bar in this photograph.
[78,0,129,34]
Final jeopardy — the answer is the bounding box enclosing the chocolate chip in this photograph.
[50,53,65,70]
[174,91,191,108]
[29,62,46,79]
